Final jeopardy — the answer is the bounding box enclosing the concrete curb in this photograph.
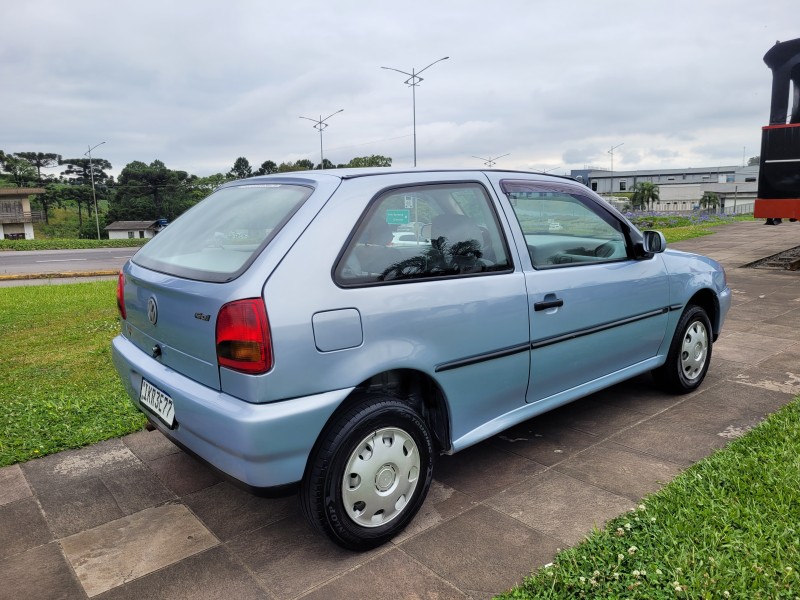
[0,270,119,281]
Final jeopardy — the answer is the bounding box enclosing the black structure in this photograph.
[755,37,800,222]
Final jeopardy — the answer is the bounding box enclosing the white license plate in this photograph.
[139,379,175,428]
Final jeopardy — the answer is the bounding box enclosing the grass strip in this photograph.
[0,281,146,466]
[496,397,800,599]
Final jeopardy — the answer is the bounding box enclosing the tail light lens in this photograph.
[216,299,272,374]
[116,272,127,320]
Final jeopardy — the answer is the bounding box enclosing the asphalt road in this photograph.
[0,248,137,276]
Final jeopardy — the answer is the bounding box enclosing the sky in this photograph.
[1,1,797,179]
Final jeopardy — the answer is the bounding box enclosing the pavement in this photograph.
[1,220,799,600]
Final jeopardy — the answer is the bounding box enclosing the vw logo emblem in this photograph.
[147,297,158,325]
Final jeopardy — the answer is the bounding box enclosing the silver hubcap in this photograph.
[681,319,708,381]
[342,427,420,528]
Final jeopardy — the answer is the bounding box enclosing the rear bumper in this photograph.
[112,334,351,489]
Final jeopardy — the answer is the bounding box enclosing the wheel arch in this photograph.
[686,288,721,340]
[311,368,452,461]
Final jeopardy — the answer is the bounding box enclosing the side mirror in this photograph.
[642,230,666,254]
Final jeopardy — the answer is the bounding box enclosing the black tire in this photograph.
[300,396,434,550]
[653,304,713,394]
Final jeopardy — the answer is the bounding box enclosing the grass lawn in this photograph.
[497,397,800,599]
[0,281,146,466]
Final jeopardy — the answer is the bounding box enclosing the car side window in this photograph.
[501,181,629,269]
[336,183,512,285]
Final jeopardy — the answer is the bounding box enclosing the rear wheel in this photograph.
[300,396,434,550]
[653,304,712,394]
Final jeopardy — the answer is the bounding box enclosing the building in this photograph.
[105,220,163,240]
[571,166,758,214]
[0,187,45,239]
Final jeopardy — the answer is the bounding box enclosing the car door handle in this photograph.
[534,298,564,311]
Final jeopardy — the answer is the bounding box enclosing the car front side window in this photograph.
[501,181,629,269]
[335,183,512,285]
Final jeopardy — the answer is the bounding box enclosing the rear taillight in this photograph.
[216,299,272,374]
[116,272,127,320]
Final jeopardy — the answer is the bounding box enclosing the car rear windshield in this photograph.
[132,183,313,282]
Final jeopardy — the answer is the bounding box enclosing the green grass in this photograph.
[0,237,147,251]
[0,281,146,466]
[496,397,800,599]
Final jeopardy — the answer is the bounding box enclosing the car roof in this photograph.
[220,168,579,188]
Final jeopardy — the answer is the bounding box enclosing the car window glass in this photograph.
[336,183,512,285]
[501,181,628,268]
[132,183,312,282]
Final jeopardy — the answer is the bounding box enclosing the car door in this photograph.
[492,178,671,403]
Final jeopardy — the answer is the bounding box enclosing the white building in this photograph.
[105,220,162,240]
[573,166,759,214]
[0,187,44,239]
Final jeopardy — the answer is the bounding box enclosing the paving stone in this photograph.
[401,504,561,597]
[490,419,598,467]
[0,463,33,506]
[226,513,376,600]
[531,396,650,438]
[0,497,53,559]
[94,546,267,600]
[392,480,476,544]
[488,470,634,547]
[611,418,730,466]
[183,482,297,542]
[122,429,181,462]
[300,548,467,600]
[147,450,221,497]
[101,463,176,515]
[434,443,546,501]
[37,477,125,539]
[61,503,218,598]
[21,439,141,493]
[554,442,683,501]
[0,542,86,600]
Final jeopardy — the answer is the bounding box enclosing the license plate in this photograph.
[139,379,175,428]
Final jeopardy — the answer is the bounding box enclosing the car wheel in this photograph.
[653,304,712,394]
[300,396,434,550]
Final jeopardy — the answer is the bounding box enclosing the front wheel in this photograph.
[300,396,434,550]
[653,304,713,394]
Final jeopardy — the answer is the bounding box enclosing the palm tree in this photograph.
[699,191,720,213]
[632,182,660,211]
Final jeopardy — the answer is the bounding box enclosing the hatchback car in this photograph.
[112,168,730,550]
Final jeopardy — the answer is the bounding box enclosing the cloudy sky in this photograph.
[1,1,796,179]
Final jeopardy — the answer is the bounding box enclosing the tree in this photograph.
[699,191,720,212]
[295,159,314,170]
[227,157,252,180]
[13,152,61,184]
[254,160,277,176]
[631,182,660,211]
[345,155,392,168]
[32,184,65,224]
[747,155,760,166]
[110,160,192,222]
[0,155,37,187]
[315,158,335,170]
[60,157,112,186]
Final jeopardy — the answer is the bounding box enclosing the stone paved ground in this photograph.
[1,220,799,599]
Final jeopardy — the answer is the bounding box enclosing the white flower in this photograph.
[633,570,641,577]
[628,546,638,555]
[624,522,632,530]
[638,504,646,511]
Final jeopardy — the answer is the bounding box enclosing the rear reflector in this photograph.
[116,272,127,320]
[216,299,272,374]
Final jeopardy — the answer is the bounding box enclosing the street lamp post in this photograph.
[607,142,624,195]
[381,56,449,167]
[85,141,105,240]
[472,153,510,168]
[299,110,343,169]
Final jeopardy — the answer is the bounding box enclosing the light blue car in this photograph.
[112,169,730,549]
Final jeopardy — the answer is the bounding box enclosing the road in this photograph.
[0,248,137,276]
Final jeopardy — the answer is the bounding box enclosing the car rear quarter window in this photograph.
[335,182,512,285]
[132,183,312,282]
